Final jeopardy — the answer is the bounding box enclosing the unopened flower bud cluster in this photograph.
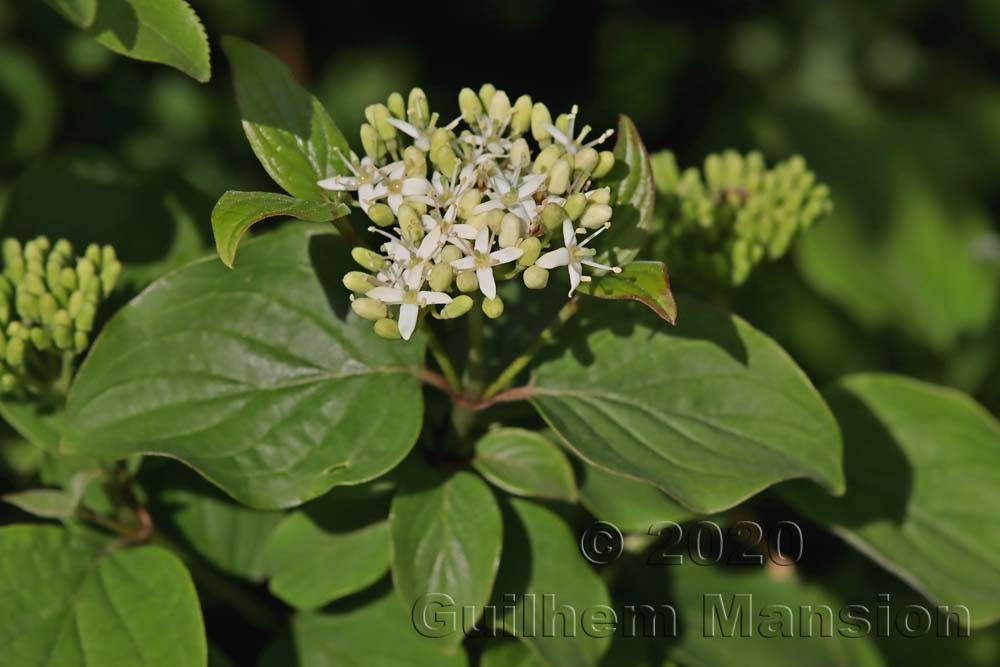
[0,237,120,397]
[651,150,832,286]
[320,84,622,340]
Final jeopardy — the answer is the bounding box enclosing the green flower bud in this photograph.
[6,337,24,367]
[459,88,483,123]
[428,262,454,292]
[360,123,381,158]
[387,91,405,119]
[482,295,504,319]
[1,374,17,393]
[22,273,46,296]
[73,331,88,353]
[498,214,523,248]
[564,193,588,221]
[84,243,101,265]
[437,295,474,320]
[575,147,600,175]
[75,301,96,333]
[511,95,533,135]
[0,302,9,326]
[366,103,396,141]
[488,90,511,126]
[101,245,117,266]
[430,128,451,155]
[440,245,464,265]
[456,271,479,293]
[15,291,38,322]
[517,237,542,266]
[555,112,571,135]
[0,276,11,298]
[38,293,58,324]
[532,144,563,174]
[24,240,44,264]
[523,265,549,289]
[68,291,84,318]
[548,158,572,195]
[456,189,482,219]
[593,151,616,179]
[433,144,459,176]
[53,238,73,257]
[374,318,401,340]
[408,87,430,126]
[30,327,51,351]
[485,209,504,233]
[587,186,612,205]
[580,204,613,229]
[76,258,95,283]
[367,202,395,228]
[343,271,374,294]
[478,83,496,107]
[400,216,425,246]
[352,247,385,272]
[59,267,78,291]
[531,103,553,142]
[540,202,565,232]
[404,145,426,178]
[351,297,387,321]
[2,239,22,266]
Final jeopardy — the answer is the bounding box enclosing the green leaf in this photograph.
[668,563,886,667]
[85,0,211,82]
[594,115,655,266]
[263,513,390,610]
[780,374,1000,628]
[473,428,577,501]
[527,297,844,514]
[212,190,349,268]
[481,641,540,667]
[269,593,468,667]
[44,0,98,27]
[491,499,613,666]
[0,399,64,451]
[0,524,206,666]
[0,46,58,165]
[577,462,692,532]
[64,224,426,509]
[2,468,99,519]
[576,261,676,323]
[390,469,502,649]
[222,36,351,201]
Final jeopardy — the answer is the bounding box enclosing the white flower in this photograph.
[371,226,443,290]
[541,105,614,155]
[367,287,452,340]
[423,207,478,252]
[449,228,523,299]
[385,113,459,152]
[536,219,620,296]
[361,162,433,214]
[317,156,384,204]
[472,166,547,224]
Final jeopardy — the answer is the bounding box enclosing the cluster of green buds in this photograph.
[650,150,832,286]
[319,84,622,340]
[0,237,120,398]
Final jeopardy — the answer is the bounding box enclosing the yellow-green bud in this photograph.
[508,138,531,168]
[593,151,616,179]
[352,247,384,272]
[428,263,454,292]
[456,189,482,219]
[397,205,423,241]
[588,186,612,205]
[67,291,84,318]
[15,292,38,321]
[456,271,479,293]
[360,123,381,158]
[433,145,459,176]
[6,337,24,366]
[523,265,549,289]
[478,83,496,107]
[75,301,96,332]
[555,112,571,134]
[38,294,58,324]
[85,243,101,265]
[2,239,21,265]
[548,158,572,195]
[459,88,483,122]
[343,271,374,293]
[575,147,600,175]
[581,204,613,229]
[403,145,426,178]
[387,91,405,119]
[540,202,565,232]
[517,237,542,266]
[22,273,46,296]
[511,95,533,135]
[440,245,464,264]
[367,203,395,227]
[531,103,553,142]
[564,193,588,221]
[482,296,504,319]
[437,295,473,319]
[498,214,523,248]
[485,209,504,233]
[366,103,396,141]
[73,331,88,353]
[0,374,16,393]
[408,87,430,126]
[374,318,401,339]
[533,144,563,174]
[30,327,50,351]
[60,267,77,291]
[488,90,511,126]
[352,297,387,321]
[430,128,451,155]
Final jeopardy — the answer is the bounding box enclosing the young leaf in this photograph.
[0,525,206,666]
[64,224,426,509]
[576,260,676,323]
[222,36,351,201]
[594,115,655,266]
[2,468,99,519]
[263,513,391,611]
[390,469,503,651]
[87,0,211,82]
[0,399,63,451]
[44,0,98,28]
[211,190,350,268]
[526,297,845,514]
[781,374,1000,629]
[577,462,692,532]
[490,499,613,666]
[473,428,577,502]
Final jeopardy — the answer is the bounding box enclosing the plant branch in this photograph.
[425,327,461,392]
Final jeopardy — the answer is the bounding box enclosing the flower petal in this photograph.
[418,291,452,306]
[452,224,479,240]
[567,262,582,297]
[477,267,496,300]
[536,247,570,269]
[489,247,524,265]
[562,219,575,247]
[398,304,419,340]
[367,287,405,303]
[317,176,358,191]
[450,256,477,271]
[474,227,490,254]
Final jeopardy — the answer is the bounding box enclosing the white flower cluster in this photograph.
[321,84,621,340]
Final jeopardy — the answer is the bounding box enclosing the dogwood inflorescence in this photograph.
[321,84,622,340]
